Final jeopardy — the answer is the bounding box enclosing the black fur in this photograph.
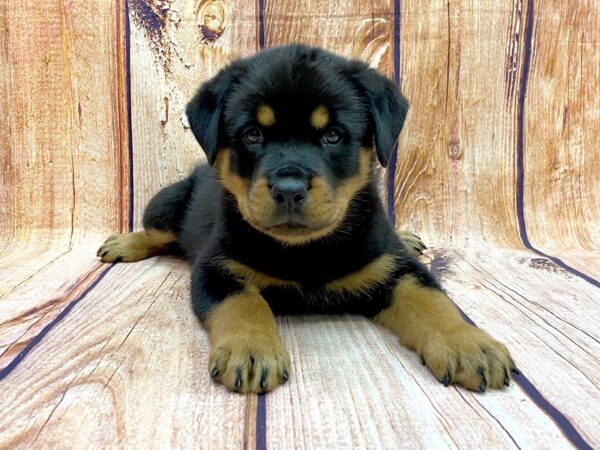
[145,45,439,321]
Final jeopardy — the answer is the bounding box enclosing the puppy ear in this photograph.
[352,67,409,167]
[185,64,243,165]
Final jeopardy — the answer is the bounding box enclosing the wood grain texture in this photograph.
[264,0,394,76]
[0,248,104,370]
[128,0,259,229]
[393,1,524,247]
[0,258,250,449]
[522,0,600,250]
[267,315,572,449]
[0,1,129,250]
[544,251,600,282]
[436,246,600,447]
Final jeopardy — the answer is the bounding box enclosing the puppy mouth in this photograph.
[262,214,335,235]
[272,221,308,229]
[243,203,346,244]
[243,177,347,242]
[265,217,314,231]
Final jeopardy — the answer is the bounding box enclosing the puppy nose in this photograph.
[271,178,307,207]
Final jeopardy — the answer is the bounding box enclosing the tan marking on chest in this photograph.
[223,253,396,297]
[325,254,396,294]
[222,259,301,290]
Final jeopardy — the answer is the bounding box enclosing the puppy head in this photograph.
[186,45,409,245]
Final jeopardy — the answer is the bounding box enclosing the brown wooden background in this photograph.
[1,1,599,449]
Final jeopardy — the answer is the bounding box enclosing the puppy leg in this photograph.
[192,260,290,393]
[97,177,192,262]
[204,285,290,393]
[373,275,516,391]
[97,229,176,262]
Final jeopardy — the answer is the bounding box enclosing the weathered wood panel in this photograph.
[523,1,600,250]
[267,315,571,449]
[394,1,525,247]
[0,258,250,449]
[440,246,600,446]
[0,1,129,251]
[128,0,259,229]
[544,252,600,284]
[0,249,104,371]
[264,0,394,76]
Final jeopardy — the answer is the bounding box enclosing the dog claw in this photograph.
[477,366,487,393]
[282,369,289,383]
[260,367,268,391]
[504,368,510,387]
[441,371,451,387]
[235,368,242,391]
[211,367,219,378]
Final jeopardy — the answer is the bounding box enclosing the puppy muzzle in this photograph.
[267,164,312,217]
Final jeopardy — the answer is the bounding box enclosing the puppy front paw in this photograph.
[97,230,175,262]
[97,234,137,262]
[421,325,517,392]
[396,230,427,257]
[209,334,290,394]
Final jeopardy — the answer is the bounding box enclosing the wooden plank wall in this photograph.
[0,1,130,250]
[2,1,598,252]
[396,1,523,247]
[1,0,599,449]
[523,1,600,252]
[396,1,600,252]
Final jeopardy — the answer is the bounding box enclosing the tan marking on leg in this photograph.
[373,275,515,392]
[325,254,396,294]
[97,229,177,262]
[256,104,276,127]
[206,286,290,393]
[310,105,329,129]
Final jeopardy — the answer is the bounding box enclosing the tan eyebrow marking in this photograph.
[310,105,330,129]
[256,104,276,127]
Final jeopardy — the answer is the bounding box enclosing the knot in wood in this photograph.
[449,143,462,160]
[201,2,225,32]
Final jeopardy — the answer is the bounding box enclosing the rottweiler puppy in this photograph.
[98,44,516,394]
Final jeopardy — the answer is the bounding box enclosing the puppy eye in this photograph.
[323,128,342,145]
[243,127,264,145]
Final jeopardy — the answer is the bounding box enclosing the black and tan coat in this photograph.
[98,45,516,394]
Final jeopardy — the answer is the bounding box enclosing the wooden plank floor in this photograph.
[1,242,599,449]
